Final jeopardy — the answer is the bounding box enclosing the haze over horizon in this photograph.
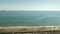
[0,0,60,10]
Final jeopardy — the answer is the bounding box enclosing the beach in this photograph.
[0,26,60,34]
[0,26,60,32]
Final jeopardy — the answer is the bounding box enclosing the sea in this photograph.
[0,10,60,26]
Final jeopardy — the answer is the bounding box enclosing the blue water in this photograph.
[0,10,60,26]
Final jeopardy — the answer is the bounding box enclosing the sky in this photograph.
[0,0,60,10]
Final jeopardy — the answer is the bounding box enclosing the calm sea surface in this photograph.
[0,10,60,26]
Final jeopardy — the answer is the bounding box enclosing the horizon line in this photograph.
[0,9,60,11]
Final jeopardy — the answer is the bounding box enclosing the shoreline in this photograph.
[0,26,60,27]
[0,26,60,28]
[0,26,60,33]
[0,26,60,30]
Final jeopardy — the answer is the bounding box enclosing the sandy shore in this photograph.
[0,26,60,34]
[0,26,60,32]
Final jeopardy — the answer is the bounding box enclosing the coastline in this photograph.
[0,26,60,31]
[0,26,60,34]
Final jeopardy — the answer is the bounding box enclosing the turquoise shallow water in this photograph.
[0,11,60,26]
